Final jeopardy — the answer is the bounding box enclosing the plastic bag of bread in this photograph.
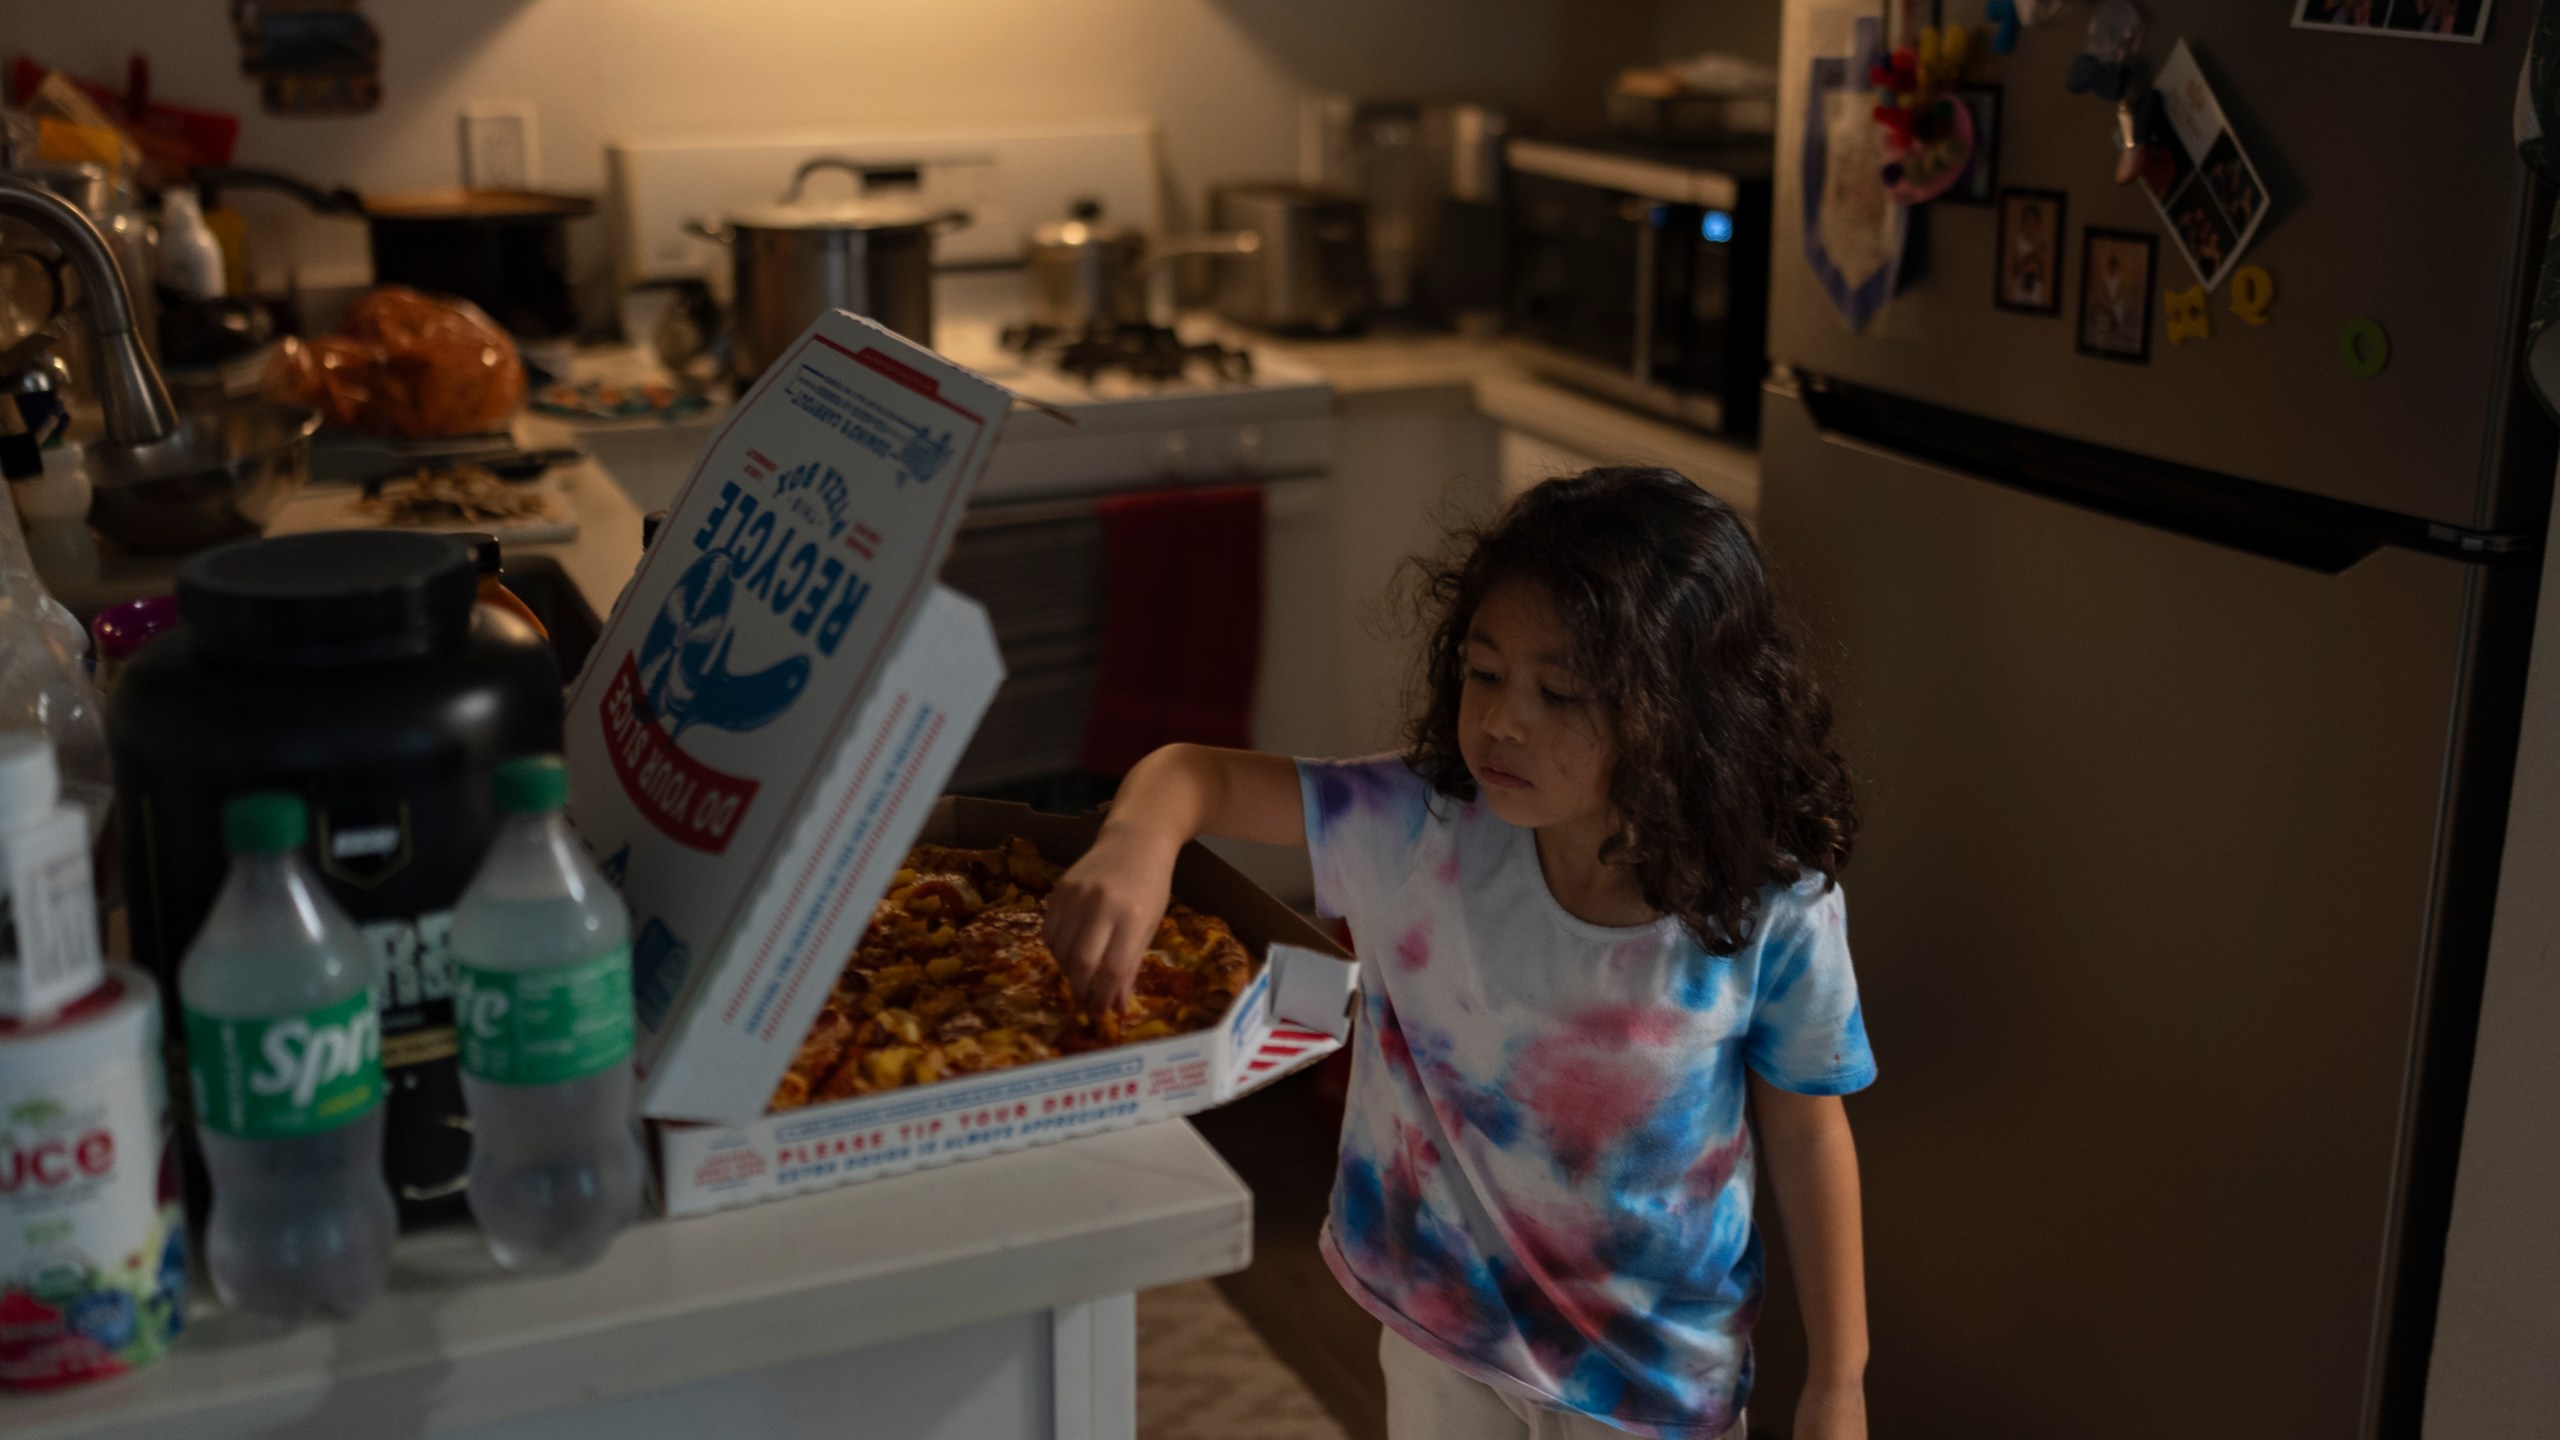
[264,286,526,437]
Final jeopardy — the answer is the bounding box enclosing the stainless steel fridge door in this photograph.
[1771,0,2537,528]
[1753,389,2474,1439]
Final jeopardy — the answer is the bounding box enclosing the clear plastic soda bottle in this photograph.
[178,791,395,1326]
[453,755,642,1271]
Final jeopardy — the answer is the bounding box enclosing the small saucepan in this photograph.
[1025,198,1261,333]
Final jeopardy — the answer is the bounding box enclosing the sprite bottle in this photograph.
[179,792,395,1326]
[453,756,642,1271]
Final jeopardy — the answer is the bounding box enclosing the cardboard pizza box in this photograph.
[651,796,1358,1218]
[563,309,1016,1125]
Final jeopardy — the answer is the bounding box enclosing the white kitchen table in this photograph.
[0,1120,1251,1440]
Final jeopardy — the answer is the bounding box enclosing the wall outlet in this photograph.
[460,103,538,189]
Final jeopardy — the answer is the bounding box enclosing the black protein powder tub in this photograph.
[109,531,563,1227]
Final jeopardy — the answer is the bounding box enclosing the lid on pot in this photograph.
[178,530,478,667]
[1030,197,1138,251]
[727,193,950,232]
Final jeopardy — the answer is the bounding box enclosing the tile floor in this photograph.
[1137,1280,1350,1440]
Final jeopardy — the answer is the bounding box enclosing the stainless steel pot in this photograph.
[1025,199,1259,333]
[691,158,968,383]
[1210,184,1370,335]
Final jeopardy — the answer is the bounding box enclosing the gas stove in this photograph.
[603,120,1329,501]
[999,321,1256,387]
[931,276,1336,821]
[933,275,1331,504]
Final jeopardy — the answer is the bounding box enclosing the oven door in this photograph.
[939,477,1333,810]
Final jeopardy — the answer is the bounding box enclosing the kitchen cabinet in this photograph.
[1325,382,1502,755]
[1276,335,1758,757]
[1497,425,1603,505]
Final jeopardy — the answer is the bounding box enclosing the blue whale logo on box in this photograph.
[635,551,811,738]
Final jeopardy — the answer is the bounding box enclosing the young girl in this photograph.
[1046,469,1874,1440]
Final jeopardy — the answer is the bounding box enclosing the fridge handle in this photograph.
[1783,372,2543,574]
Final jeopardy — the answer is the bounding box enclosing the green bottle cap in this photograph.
[493,754,569,814]
[222,791,307,855]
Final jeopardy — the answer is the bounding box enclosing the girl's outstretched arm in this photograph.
[1045,743,1305,1012]
[1751,1077,1870,1440]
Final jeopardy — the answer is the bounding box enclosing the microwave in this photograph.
[1503,137,1773,438]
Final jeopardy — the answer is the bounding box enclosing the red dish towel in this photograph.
[1078,484,1266,776]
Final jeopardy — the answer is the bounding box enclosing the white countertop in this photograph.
[543,321,1760,521]
[0,1120,1251,1440]
[1245,328,1763,518]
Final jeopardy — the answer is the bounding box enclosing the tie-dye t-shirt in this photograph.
[1298,756,1875,1438]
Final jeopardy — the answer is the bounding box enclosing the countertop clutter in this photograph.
[5,1122,1248,1440]
[0,334,1268,1433]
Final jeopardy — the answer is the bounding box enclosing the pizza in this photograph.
[768,836,1257,1112]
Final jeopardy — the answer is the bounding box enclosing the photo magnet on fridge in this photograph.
[2079,228,2158,362]
[1947,85,2002,204]
[1995,187,2066,314]
[2144,42,2272,290]
[2292,0,2493,42]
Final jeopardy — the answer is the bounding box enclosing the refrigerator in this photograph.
[1756,6,2553,1440]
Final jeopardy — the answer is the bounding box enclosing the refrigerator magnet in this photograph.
[2143,42,2274,292]
[1883,94,1978,205]
[2078,229,2158,363]
[1994,188,2067,315]
[2164,284,2212,344]
[1945,86,2003,204]
[2292,0,2493,44]
[2342,318,2392,377]
[2230,266,2277,325]
[1803,19,1911,331]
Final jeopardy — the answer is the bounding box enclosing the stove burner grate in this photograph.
[1001,322,1255,385]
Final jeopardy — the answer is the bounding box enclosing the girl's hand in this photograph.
[1792,1377,1867,1440]
[1042,745,1309,1013]
[1046,824,1180,1015]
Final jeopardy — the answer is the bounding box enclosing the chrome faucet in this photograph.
[0,174,177,448]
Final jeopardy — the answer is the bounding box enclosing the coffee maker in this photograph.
[1301,97,1510,333]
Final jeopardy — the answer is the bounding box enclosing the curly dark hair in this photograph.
[1405,467,1857,953]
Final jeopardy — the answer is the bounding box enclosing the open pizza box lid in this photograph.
[563,309,1023,1126]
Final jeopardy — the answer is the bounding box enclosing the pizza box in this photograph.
[563,308,1017,1125]
[651,796,1357,1218]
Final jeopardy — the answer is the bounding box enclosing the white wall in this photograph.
[2424,490,2560,1436]
[1659,0,1783,65]
[6,0,1654,291]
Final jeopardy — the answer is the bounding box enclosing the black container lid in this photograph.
[178,531,477,667]
[456,530,503,576]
